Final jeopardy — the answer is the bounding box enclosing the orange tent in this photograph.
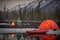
[38,20,59,30]
[26,20,59,40]
[39,20,59,40]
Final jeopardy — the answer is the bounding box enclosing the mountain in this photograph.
[8,0,60,13]
[8,0,51,12]
[8,4,28,12]
[41,0,60,13]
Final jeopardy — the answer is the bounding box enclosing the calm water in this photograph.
[0,34,60,40]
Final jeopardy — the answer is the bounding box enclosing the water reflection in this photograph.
[0,34,60,40]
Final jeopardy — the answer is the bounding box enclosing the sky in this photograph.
[0,0,36,11]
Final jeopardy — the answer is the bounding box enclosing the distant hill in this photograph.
[7,0,60,21]
[8,0,52,12]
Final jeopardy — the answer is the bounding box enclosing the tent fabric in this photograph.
[38,20,59,40]
[26,20,59,40]
[38,20,59,30]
